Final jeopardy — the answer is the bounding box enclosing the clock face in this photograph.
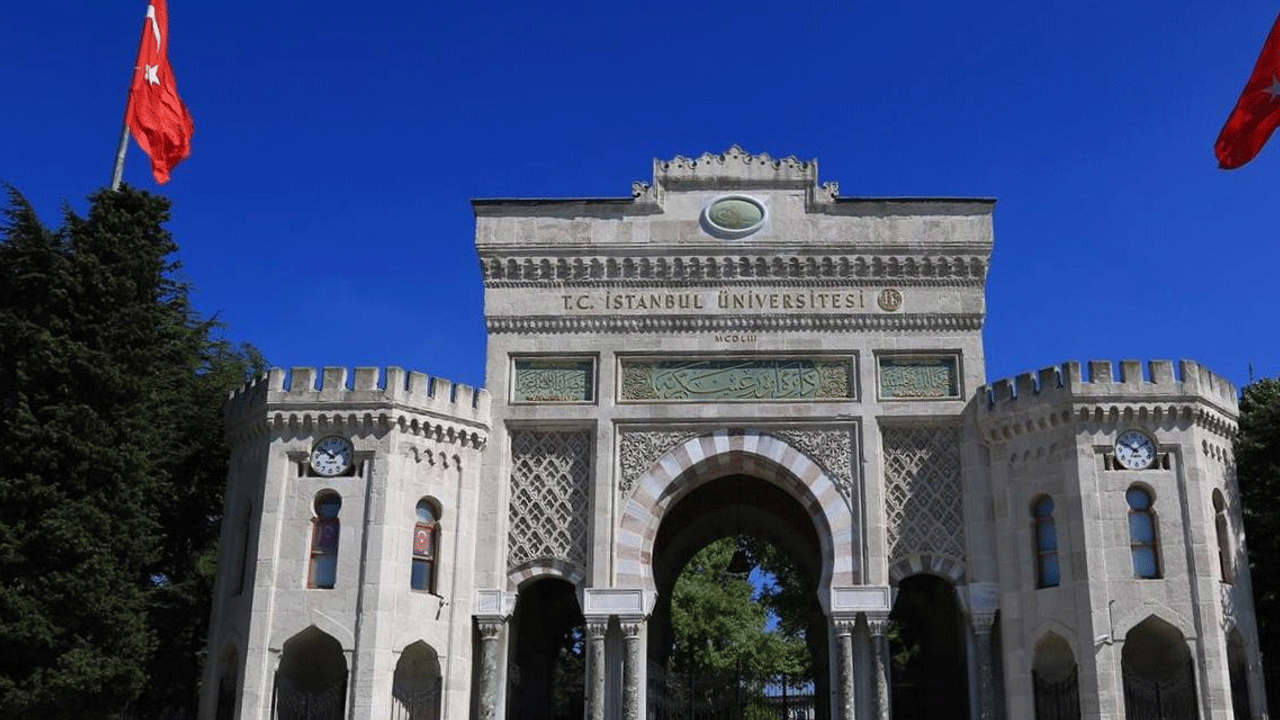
[1115,430,1156,470]
[310,436,353,477]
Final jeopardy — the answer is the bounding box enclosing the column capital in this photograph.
[970,610,997,634]
[619,616,646,637]
[475,617,506,639]
[833,616,858,637]
[865,612,892,638]
[584,619,609,639]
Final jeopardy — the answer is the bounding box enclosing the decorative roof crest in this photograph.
[651,145,819,190]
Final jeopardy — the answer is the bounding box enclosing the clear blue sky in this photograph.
[3,2,1278,393]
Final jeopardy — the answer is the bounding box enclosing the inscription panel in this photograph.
[877,354,961,400]
[512,358,595,403]
[619,356,854,402]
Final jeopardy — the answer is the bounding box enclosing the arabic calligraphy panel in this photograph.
[877,355,961,399]
[619,357,853,401]
[512,358,595,402]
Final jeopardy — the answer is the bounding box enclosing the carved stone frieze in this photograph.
[617,430,699,493]
[489,313,983,335]
[481,253,989,287]
[772,428,856,502]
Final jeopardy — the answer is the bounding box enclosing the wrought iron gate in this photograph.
[1122,660,1198,720]
[274,674,346,720]
[649,665,818,720]
[1032,667,1080,720]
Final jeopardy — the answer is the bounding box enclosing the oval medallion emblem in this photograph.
[703,196,766,238]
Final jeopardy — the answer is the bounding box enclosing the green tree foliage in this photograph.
[0,186,262,719]
[1236,376,1280,712]
[669,537,810,679]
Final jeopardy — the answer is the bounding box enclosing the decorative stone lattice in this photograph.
[508,431,592,568]
[882,426,965,562]
[772,428,856,503]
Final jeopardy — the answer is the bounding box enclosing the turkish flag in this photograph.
[1216,13,1280,169]
[125,0,194,183]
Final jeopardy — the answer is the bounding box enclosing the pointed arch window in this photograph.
[411,500,439,593]
[1126,487,1160,579]
[309,492,341,589]
[1033,496,1060,588]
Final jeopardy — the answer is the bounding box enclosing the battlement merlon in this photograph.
[977,359,1239,420]
[223,366,492,438]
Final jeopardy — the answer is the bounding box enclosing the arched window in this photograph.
[1214,490,1234,584]
[1126,487,1160,579]
[411,500,439,593]
[1033,496,1060,588]
[309,492,341,589]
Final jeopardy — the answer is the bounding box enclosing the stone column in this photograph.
[620,618,645,720]
[585,619,609,720]
[867,613,892,720]
[476,618,505,720]
[971,611,997,720]
[833,617,857,720]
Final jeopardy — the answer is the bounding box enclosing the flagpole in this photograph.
[110,122,129,191]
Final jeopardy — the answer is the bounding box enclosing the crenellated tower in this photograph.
[200,367,490,720]
[976,359,1263,720]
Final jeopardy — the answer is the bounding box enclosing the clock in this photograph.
[1114,429,1156,470]
[310,436,353,477]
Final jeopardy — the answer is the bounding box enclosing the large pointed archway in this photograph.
[613,429,862,720]
[616,430,859,596]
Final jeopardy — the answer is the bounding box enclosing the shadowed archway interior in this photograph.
[649,473,830,719]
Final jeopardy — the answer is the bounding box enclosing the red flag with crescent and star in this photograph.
[1216,13,1280,169]
[125,0,194,183]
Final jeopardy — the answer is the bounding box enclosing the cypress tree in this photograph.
[1236,377,1280,714]
[0,186,262,718]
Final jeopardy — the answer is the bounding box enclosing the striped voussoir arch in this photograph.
[615,429,858,592]
[507,558,586,590]
[888,553,966,585]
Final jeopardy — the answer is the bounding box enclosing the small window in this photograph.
[232,504,252,597]
[1127,487,1160,579]
[411,500,439,593]
[1214,490,1233,584]
[1033,496,1060,588]
[309,492,341,589]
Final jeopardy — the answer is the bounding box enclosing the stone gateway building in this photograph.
[199,148,1266,720]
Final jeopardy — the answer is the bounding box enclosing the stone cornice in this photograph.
[225,403,488,449]
[487,313,984,335]
[479,252,989,286]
